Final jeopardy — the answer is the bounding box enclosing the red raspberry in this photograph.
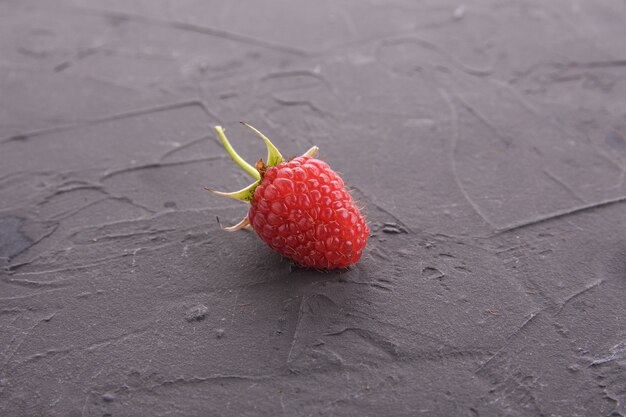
[249,156,369,269]
[207,123,369,269]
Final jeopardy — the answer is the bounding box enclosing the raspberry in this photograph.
[249,156,368,269]
[206,123,369,269]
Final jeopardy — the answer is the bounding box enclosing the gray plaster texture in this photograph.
[1,0,625,416]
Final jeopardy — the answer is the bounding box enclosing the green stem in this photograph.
[215,126,261,180]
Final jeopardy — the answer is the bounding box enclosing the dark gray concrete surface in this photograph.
[1,0,626,416]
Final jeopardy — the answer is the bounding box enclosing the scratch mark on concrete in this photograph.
[475,310,541,374]
[497,195,626,233]
[555,279,604,316]
[1,100,215,144]
[70,6,308,56]
[542,169,586,203]
[439,88,495,229]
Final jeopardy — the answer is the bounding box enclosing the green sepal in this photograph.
[205,180,260,202]
[215,126,261,180]
[240,122,284,167]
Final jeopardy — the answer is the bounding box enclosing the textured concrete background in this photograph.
[1,0,625,416]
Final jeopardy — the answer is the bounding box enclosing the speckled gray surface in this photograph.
[1,1,626,416]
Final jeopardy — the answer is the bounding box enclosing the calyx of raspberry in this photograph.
[206,122,318,230]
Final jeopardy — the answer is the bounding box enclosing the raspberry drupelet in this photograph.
[206,122,369,269]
